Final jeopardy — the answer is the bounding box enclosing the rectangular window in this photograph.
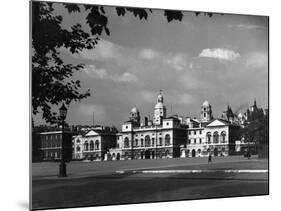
[199,130,202,134]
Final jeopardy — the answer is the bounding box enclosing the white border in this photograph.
[1,0,280,211]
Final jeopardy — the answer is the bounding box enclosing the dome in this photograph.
[131,106,139,113]
[202,100,210,107]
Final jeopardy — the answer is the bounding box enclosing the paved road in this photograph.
[31,156,268,210]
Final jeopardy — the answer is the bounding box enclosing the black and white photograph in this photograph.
[30,0,269,210]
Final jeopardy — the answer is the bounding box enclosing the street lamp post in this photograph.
[59,103,68,177]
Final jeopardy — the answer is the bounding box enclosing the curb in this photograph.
[116,169,268,174]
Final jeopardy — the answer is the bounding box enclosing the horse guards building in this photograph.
[64,90,263,161]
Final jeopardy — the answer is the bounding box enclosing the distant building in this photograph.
[40,131,76,161]
[72,126,117,160]
[182,101,240,158]
[114,91,187,160]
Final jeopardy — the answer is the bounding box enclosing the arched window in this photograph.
[221,131,226,143]
[213,131,219,143]
[197,149,201,154]
[145,135,151,147]
[159,137,162,146]
[141,138,144,147]
[76,146,80,152]
[84,141,89,151]
[206,132,211,144]
[135,139,138,147]
[124,137,129,148]
[152,138,155,146]
[76,139,80,144]
[90,141,94,151]
[165,134,171,146]
[95,140,99,150]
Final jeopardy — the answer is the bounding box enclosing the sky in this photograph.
[33,3,268,128]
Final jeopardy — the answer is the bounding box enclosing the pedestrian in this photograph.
[208,153,212,163]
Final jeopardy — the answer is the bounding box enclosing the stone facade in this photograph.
[40,131,75,161]
[72,127,117,160]
[114,91,187,160]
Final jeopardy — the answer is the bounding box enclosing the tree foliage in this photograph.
[242,108,268,145]
[32,1,215,124]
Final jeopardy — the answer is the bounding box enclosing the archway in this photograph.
[214,148,218,156]
[141,151,144,159]
[116,153,120,160]
[192,149,196,157]
[144,150,150,159]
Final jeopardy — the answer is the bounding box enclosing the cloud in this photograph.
[199,48,240,61]
[84,64,138,83]
[139,48,159,60]
[140,90,155,103]
[228,24,264,30]
[79,39,122,61]
[179,74,205,90]
[178,93,196,105]
[245,52,268,69]
[113,72,137,83]
[165,53,187,71]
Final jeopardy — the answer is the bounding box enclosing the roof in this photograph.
[206,119,229,127]
[40,131,77,135]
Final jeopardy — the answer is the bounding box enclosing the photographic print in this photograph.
[31,1,269,210]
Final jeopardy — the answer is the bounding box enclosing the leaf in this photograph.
[164,10,183,22]
[116,7,126,16]
[64,4,80,13]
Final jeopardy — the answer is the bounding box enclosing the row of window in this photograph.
[80,141,100,151]
[44,134,61,140]
[135,133,162,137]
[206,131,226,144]
[188,130,203,135]
[123,134,171,148]
[41,140,61,148]
[188,138,202,144]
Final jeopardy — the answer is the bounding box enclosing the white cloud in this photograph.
[139,48,159,60]
[165,53,187,71]
[84,65,138,83]
[245,52,268,69]
[80,39,122,61]
[113,72,138,83]
[199,48,240,61]
[228,24,264,30]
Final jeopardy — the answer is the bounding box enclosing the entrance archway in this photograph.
[144,150,150,159]
[214,148,218,156]
[116,153,120,160]
[192,149,196,157]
